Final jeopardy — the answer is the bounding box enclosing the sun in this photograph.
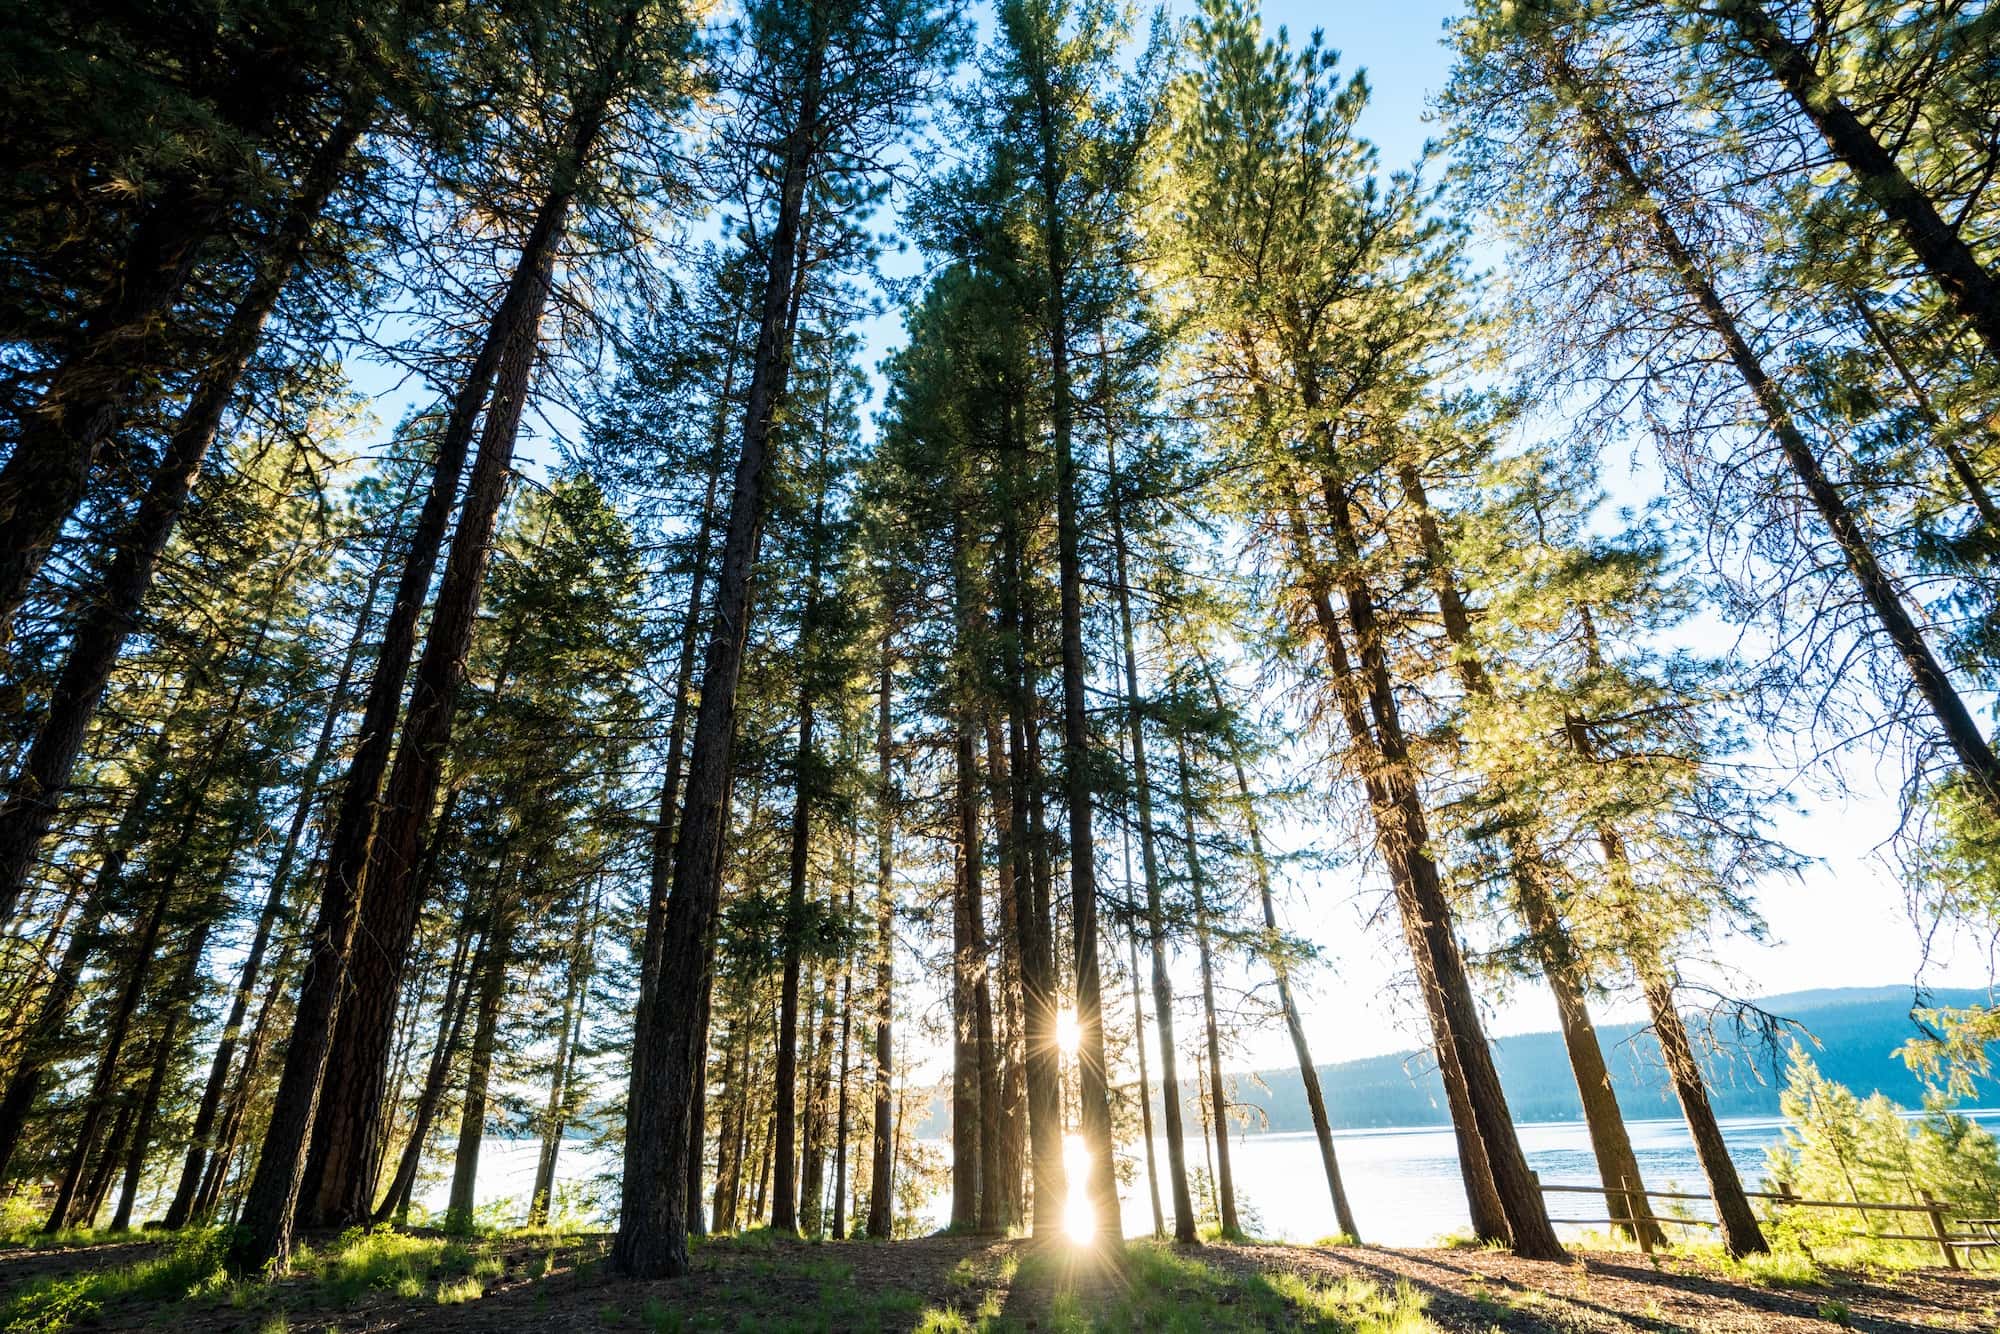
[1055,1006,1081,1057]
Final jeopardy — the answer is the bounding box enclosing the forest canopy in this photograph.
[0,0,1996,1289]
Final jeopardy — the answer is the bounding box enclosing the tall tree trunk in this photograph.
[615,10,826,1275]
[866,641,897,1238]
[0,111,368,922]
[1554,53,2000,817]
[446,904,516,1230]
[44,880,172,1230]
[1107,430,1196,1242]
[1711,0,2000,361]
[1192,652,1358,1241]
[165,469,405,1229]
[197,941,297,1222]
[1395,463,1656,1248]
[950,717,982,1230]
[1281,481,1556,1257]
[1038,163,1121,1255]
[773,555,827,1234]
[1177,741,1237,1237]
[227,120,604,1270]
[305,219,554,1227]
[986,713,1027,1229]
[638,336,735,1224]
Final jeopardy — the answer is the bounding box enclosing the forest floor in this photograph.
[1,1224,1996,1332]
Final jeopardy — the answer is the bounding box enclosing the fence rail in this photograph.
[1532,1175,1994,1269]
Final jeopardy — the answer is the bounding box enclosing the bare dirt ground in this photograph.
[4,1229,1996,1331]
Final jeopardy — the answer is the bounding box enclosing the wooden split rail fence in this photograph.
[1534,1176,2000,1269]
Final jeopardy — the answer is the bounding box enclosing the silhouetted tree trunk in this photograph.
[616,8,826,1274]
[0,109,367,922]
[446,901,516,1230]
[1108,430,1195,1243]
[44,881,171,1230]
[866,642,897,1238]
[986,713,1027,1228]
[1710,0,2000,361]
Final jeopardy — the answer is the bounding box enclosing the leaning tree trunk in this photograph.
[446,902,516,1230]
[374,914,490,1226]
[1194,651,1359,1240]
[1554,54,2000,818]
[0,111,368,924]
[43,882,171,1231]
[615,11,825,1277]
[109,911,216,1230]
[226,175,577,1276]
[1283,480,1558,1258]
[304,230,552,1228]
[1395,462,1657,1248]
[1711,0,2000,362]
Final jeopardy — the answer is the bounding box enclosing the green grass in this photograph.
[974,1241,1438,1333]
[1710,1247,1825,1290]
[0,1228,228,1333]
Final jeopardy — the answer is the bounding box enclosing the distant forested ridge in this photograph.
[1217,988,1999,1133]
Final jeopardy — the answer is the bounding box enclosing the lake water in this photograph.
[423,1110,2000,1246]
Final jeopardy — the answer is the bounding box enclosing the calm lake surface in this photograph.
[426,1110,2000,1246]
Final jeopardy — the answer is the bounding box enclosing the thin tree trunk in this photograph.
[986,713,1027,1229]
[446,904,515,1230]
[1107,429,1196,1242]
[866,641,897,1239]
[110,912,215,1230]
[831,916,854,1239]
[1192,652,1358,1240]
[801,952,837,1234]
[44,881,172,1231]
[531,887,597,1226]
[1126,928,1165,1239]
[374,916,488,1225]
[1177,741,1237,1237]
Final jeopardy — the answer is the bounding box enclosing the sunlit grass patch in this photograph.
[0,1228,227,1333]
[301,1226,449,1305]
[1713,1247,1824,1290]
[434,1275,485,1305]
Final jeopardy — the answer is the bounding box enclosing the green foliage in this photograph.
[1764,1045,2000,1263]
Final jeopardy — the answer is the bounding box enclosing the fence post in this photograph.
[1922,1190,1959,1270]
[1619,1176,1653,1254]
